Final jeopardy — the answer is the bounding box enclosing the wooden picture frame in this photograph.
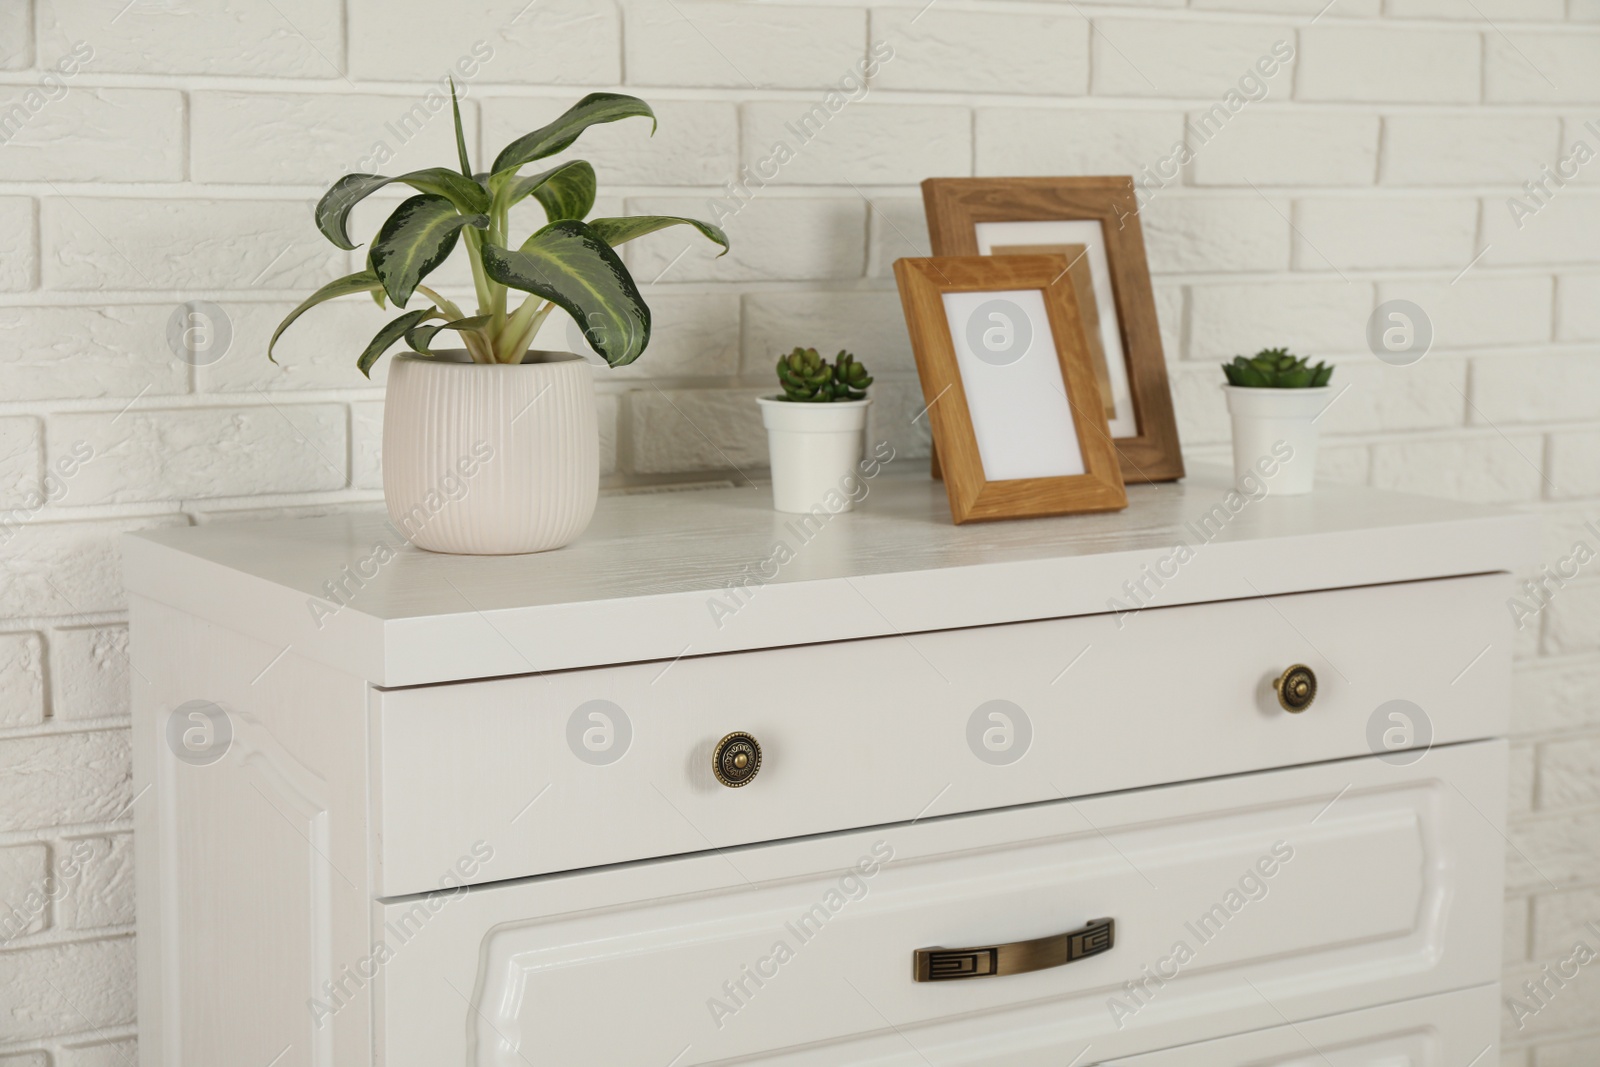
[892,254,1128,525]
[921,176,1184,483]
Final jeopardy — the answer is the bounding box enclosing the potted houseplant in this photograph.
[269,86,727,554]
[757,348,873,513]
[1220,347,1334,496]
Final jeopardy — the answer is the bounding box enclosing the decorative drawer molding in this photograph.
[1100,984,1499,1066]
[375,742,1505,1066]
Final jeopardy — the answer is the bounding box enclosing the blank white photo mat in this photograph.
[974,219,1138,439]
[940,287,1087,482]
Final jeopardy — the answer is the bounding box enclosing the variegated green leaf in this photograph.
[585,214,729,256]
[449,78,473,178]
[481,220,650,367]
[369,194,489,306]
[269,270,383,363]
[358,309,436,378]
[496,160,596,224]
[405,313,492,357]
[491,93,655,177]
[315,169,489,251]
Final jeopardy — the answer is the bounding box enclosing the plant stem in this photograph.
[496,292,553,364]
[461,228,495,321]
[463,331,494,363]
[416,286,464,321]
[414,286,493,362]
[508,301,557,363]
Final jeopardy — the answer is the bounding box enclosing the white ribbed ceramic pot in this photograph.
[382,350,599,554]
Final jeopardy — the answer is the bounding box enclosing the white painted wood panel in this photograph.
[373,575,1509,896]
[375,741,1505,1067]
[122,467,1536,686]
[1099,985,1498,1066]
[128,475,1523,1066]
[131,597,375,1067]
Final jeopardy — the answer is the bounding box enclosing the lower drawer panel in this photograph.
[1101,984,1498,1066]
[374,741,1506,1066]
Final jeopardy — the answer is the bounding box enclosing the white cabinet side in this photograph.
[130,595,374,1067]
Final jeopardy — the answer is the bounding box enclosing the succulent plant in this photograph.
[1222,347,1334,389]
[830,351,873,401]
[775,348,874,402]
[777,347,832,401]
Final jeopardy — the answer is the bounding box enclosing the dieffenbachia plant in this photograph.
[1222,347,1334,388]
[269,86,728,375]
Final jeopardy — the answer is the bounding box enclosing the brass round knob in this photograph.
[713,732,762,788]
[1274,664,1318,713]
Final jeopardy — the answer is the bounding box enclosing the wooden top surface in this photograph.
[123,466,1536,687]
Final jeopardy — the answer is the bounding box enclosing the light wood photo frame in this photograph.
[892,254,1128,525]
[921,176,1184,483]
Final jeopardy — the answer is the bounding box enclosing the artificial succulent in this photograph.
[776,348,873,402]
[830,352,873,401]
[1222,347,1334,388]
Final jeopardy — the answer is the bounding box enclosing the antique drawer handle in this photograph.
[913,917,1115,982]
[1274,664,1318,713]
[712,731,761,788]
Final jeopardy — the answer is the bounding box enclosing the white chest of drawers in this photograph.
[125,468,1534,1067]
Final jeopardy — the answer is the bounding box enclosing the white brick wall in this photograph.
[47,626,127,722]
[1089,18,1296,98]
[0,634,44,729]
[623,0,862,89]
[42,198,344,291]
[870,8,1090,95]
[1296,26,1481,103]
[1186,112,1379,186]
[1485,33,1600,104]
[41,0,340,76]
[1188,280,1374,358]
[1380,114,1562,186]
[0,88,183,182]
[0,417,39,508]
[0,307,187,400]
[1292,195,1478,270]
[739,102,971,185]
[5,0,1600,1061]
[0,198,36,291]
[1144,194,1291,272]
[190,90,474,186]
[976,108,1181,177]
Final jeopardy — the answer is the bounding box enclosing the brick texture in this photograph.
[976,109,1181,180]
[0,632,45,728]
[1089,18,1296,99]
[7,1,1600,1059]
[0,89,183,182]
[870,9,1089,96]
[48,625,129,721]
[1296,26,1481,103]
[0,731,131,835]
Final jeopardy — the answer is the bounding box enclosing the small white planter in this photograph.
[757,396,871,514]
[1222,385,1331,496]
[383,350,599,554]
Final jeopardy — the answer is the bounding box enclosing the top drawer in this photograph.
[371,574,1510,897]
